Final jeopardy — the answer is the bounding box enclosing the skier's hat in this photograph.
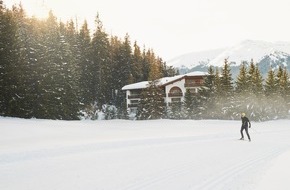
[241,112,246,117]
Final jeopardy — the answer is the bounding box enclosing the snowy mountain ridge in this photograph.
[167,48,226,69]
[167,40,290,75]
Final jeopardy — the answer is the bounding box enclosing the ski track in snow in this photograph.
[0,134,232,164]
[118,143,289,190]
[1,119,290,190]
[192,147,287,190]
[0,129,239,163]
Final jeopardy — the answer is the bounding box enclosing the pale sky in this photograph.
[4,0,290,61]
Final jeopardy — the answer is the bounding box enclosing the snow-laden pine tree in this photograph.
[11,5,41,118]
[233,62,249,118]
[248,63,266,121]
[57,20,81,120]
[220,59,234,119]
[0,5,19,117]
[114,34,133,109]
[233,60,265,121]
[33,11,61,119]
[198,66,215,119]
[252,64,264,95]
[275,66,289,118]
[264,67,285,119]
[90,14,111,110]
[264,67,277,96]
[210,67,223,119]
[235,62,248,93]
[168,101,183,119]
[183,88,195,119]
[281,68,290,118]
[78,20,92,106]
[136,80,165,120]
[132,41,144,82]
[280,68,290,118]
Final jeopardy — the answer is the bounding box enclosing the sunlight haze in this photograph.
[5,0,290,61]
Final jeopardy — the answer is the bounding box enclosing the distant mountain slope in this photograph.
[167,40,290,78]
[167,48,226,69]
[209,40,290,67]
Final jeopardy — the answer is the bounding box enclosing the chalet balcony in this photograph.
[128,103,139,108]
[184,83,202,87]
[128,94,141,99]
[168,92,183,97]
[129,93,166,99]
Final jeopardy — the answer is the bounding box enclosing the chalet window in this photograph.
[168,87,183,97]
[184,78,204,87]
[195,79,203,85]
[128,90,141,99]
[186,79,194,83]
[131,90,141,94]
[130,100,139,104]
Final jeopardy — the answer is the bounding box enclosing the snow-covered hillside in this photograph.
[166,48,226,69]
[209,40,290,67]
[1,117,290,190]
[167,40,290,73]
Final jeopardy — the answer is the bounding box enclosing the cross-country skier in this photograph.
[240,112,251,142]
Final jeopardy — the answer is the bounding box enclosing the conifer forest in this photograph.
[1,2,289,121]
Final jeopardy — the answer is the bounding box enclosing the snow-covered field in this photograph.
[1,117,290,190]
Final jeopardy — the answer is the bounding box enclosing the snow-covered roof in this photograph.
[121,81,149,90]
[121,71,208,90]
[184,71,208,77]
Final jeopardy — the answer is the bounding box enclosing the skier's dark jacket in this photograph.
[241,116,250,127]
